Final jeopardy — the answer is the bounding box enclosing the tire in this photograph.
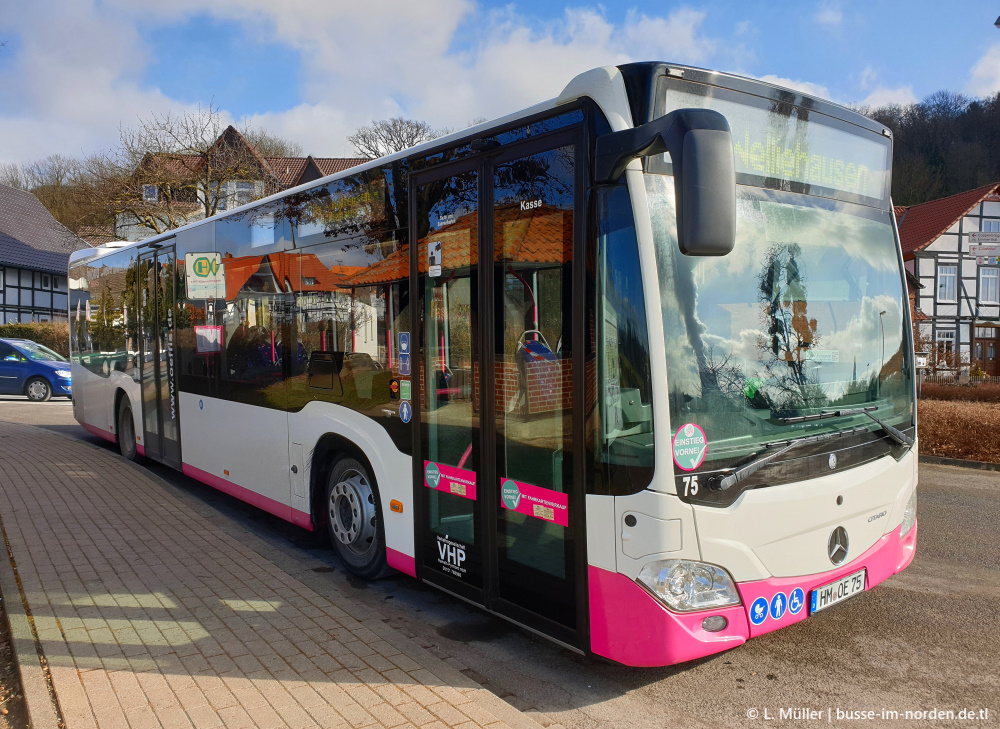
[25,377,51,402]
[117,397,139,462]
[325,457,388,579]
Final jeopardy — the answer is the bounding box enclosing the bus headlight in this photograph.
[900,491,917,536]
[637,559,741,613]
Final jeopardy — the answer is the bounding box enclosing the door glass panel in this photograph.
[140,255,160,456]
[493,145,576,625]
[419,169,482,587]
[158,248,180,461]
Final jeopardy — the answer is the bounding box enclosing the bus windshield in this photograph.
[647,178,914,468]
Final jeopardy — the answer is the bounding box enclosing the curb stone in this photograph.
[919,455,1000,471]
[0,518,61,729]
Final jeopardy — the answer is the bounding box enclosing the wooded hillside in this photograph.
[862,91,1000,205]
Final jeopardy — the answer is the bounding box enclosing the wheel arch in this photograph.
[113,387,128,445]
[309,433,381,532]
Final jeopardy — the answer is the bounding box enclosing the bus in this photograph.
[69,62,917,667]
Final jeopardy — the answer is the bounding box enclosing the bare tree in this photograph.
[87,104,284,237]
[347,117,444,158]
[0,162,28,190]
[241,124,304,158]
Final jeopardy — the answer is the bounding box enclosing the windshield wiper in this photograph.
[779,406,914,447]
[708,427,869,491]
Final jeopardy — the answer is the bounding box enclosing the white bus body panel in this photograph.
[72,362,141,444]
[693,449,917,582]
[288,401,414,561]
[178,392,291,508]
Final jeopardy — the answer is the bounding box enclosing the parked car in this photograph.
[0,338,72,401]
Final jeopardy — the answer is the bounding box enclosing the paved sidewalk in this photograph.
[0,419,542,729]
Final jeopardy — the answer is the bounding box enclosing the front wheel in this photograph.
[25,377,51,402]
[117,397,139,461]
[325,457,388,579]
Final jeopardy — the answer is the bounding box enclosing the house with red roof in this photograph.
[116,126,366,243]
[896,182,1000,374]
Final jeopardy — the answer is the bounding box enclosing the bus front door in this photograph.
[412,132,584,650]
[138,244,181,468]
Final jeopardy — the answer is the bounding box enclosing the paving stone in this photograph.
[0,421,538,729]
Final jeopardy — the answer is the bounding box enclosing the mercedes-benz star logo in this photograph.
[828,527,849,566]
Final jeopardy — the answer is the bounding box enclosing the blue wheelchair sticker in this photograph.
[749,597,769,625]
[770,592,787,620]
[788,587,805,615]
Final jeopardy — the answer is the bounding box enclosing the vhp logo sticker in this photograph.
[436,535,467,577]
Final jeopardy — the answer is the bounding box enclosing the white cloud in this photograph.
[815,2,843,27]
[0,1,731,163]
[756,75,832,101]
[860,86,918,107]
[969,43,1000,96]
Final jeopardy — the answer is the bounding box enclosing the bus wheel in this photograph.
[117,397,139,462]
[325,457,388,579]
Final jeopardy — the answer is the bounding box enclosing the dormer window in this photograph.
[142,185,159,202]
[303,277,318,286]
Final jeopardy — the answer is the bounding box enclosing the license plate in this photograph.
[810,568,866,614]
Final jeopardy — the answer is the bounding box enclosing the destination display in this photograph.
[659,86,890,202]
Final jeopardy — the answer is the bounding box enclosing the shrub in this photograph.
[0,322,71,357]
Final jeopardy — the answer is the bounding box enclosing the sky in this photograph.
[1,0,999,165]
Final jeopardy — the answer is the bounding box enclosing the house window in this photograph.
[303,277,318,286]
[936,329,956,362]
[142,185,159,202]
[235,181,254,208]
[937,265,957,302]
[984,220,1000,233]
[41,274,50,289]
[980,268,1000,304]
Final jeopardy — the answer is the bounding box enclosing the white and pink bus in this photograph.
[69,62,917,667]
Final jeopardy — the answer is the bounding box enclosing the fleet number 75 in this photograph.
[680,475,699,496]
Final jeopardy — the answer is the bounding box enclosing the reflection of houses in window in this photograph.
[897,182,1000,374]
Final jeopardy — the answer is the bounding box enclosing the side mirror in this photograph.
[594,108,736,256]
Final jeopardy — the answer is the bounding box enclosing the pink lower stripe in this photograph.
[386,548,416,577]
[81,422,116,444]
[181,463,313,532]
[136,444,145,456]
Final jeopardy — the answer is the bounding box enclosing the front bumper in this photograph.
[588,521,917,667]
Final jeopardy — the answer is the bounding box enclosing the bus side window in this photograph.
[593,183,654,495]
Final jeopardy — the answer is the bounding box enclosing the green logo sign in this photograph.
[192,256,220,277]
[501,479,521,509]
[425,462,441,488]
[399,379,411,401]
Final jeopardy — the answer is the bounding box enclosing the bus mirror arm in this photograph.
[594,108,737,256]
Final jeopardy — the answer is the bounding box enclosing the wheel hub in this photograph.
[28,381,47,399]
[328,470,376,553]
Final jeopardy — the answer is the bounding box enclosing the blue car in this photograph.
[0,337,73,401]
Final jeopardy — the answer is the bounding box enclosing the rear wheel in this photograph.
[117,397,139,461]
[25,377,51,402]
[325,457,388,579]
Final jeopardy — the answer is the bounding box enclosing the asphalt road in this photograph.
[1,397,997,729]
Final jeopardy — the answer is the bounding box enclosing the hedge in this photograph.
[0,322,71,357]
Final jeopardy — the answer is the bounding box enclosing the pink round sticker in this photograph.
[672,423,707,471]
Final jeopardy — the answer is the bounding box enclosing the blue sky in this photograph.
[1,0,999,164]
